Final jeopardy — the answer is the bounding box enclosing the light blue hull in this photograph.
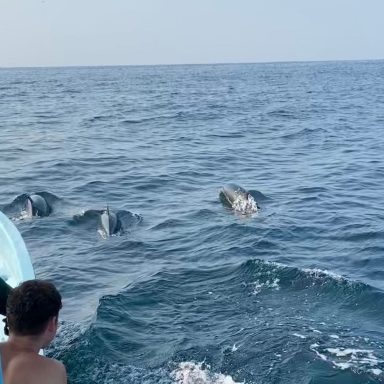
[0,211,35,340]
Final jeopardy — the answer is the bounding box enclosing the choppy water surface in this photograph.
[1,61,384,383]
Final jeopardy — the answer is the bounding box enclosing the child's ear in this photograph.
[47,316,58,332]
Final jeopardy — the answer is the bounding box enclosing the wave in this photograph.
[51,322,244,384]
[75,259,383,382]
[121,113,180,125]
[280,127,327,140]
[48,259,384,383]
[205,133,245,139]
[266,109,299,119]
[149,218,189,231]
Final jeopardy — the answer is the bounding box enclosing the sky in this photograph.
[0,0,383,67]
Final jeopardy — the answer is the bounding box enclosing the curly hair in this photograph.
[6,280,62,336]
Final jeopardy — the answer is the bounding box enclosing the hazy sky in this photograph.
[1,0,383,67]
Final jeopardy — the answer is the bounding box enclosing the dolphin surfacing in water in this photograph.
[99,207,121,237]
[25,194,52,217]
[72,207,142,238]
[1,192,58,219]
[219,184,258,214]
[98,208,142,237]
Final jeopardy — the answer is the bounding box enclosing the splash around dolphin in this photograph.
[219,184,259,214]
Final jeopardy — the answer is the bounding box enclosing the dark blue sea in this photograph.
[1,61,384,383]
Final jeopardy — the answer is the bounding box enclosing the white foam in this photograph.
[311,344,384,375]
[171,362,244,384]
[252,282,263,295]
[293,333,307,339]
[310,344,328,361]
[371,368,383,376]
[329,334,340,339]
[302,268,344,281]
[333,362,351,370]
[11,210,33,222]
[251,279,280,295]
[97,228,108,239]
[326,348,374,358]
[232,194,258,215]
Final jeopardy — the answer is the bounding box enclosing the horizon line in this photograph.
[1,57,383,70]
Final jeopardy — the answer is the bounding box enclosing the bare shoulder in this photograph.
[6,354,67,384]
[47,357,67,383]
[39,355,66,373]
[50,357,67,381]
[32,355,67,383]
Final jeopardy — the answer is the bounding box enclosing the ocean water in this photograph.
[1,61,384,383]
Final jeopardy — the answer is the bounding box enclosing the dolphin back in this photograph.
[99,210,118,236]
[219,184,258,214]
[29,194,50,217]
[219,184,248,206]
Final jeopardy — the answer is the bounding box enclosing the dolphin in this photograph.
[72,207,142,237]
[219,184,258,214]
[25,194,52,217]
[1,192,58,219]
[98,207,122,237]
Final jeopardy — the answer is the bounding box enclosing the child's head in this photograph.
[6,279,62,339]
